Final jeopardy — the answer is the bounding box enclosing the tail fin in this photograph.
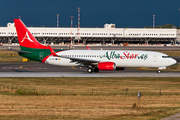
[14,19,48,49]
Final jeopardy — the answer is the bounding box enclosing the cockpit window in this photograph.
[162,56,170,58]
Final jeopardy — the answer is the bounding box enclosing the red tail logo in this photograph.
[21,32,34,43]
[14,19,48,49]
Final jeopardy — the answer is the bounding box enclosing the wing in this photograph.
[60,56,100,66]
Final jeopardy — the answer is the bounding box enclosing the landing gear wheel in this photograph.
[94,68,99,73]
[87,68,93,73]
[157,70,161,73]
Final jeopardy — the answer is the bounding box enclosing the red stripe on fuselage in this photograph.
[42,51,62,63]
[42,55,50,63]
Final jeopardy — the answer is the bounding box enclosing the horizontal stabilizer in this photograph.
[8,48,31,54]
[18,51,31,54]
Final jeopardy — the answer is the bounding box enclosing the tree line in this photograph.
[145,24,180,29]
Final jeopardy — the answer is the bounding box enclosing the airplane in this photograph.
[13,19,177,73]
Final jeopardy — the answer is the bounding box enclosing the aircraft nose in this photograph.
[170,58,177,65]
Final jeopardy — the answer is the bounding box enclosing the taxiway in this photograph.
[0,62,179,77]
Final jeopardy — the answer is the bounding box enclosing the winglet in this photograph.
[86,46,90,50]
[48,45,58,56]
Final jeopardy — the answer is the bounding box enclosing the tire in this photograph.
[94,68,99,73]
[157,70,161,73]
[87,68,93,73]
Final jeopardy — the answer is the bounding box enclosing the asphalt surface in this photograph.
[0,62,179,77]
[161,112,180,120]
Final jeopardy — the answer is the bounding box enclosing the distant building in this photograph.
[0,23,177,45]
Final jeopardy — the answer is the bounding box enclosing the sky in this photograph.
[0,0,180,28]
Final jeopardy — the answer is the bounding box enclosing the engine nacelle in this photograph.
[98,62,116,71]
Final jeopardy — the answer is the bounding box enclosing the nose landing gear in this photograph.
[157,70,161,73]
[157,67,166,73]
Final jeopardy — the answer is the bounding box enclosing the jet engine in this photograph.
[98,62,116,71]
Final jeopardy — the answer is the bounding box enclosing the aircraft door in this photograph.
[153,54,157,62]
[39,52,44,60]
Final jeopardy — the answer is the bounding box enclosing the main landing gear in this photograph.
[94,68,99,73]
[87,68,93,73]
[87,67,99,73]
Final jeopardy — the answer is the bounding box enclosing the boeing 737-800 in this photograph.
[13,19,176,73]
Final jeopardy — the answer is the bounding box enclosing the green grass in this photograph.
[0,77,180,119]
[0,49,24,62]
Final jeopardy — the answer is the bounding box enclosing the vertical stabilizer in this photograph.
[14,19,48,49]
